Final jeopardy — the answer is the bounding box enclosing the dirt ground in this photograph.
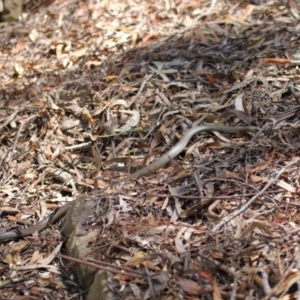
[1,0,300,299]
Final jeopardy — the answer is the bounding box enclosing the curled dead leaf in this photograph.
[126,252,148,266]
[178,279,202,295]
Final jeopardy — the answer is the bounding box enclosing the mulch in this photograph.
[1,0,300,299]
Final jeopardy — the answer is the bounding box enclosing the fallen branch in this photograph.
[212,157,300,233]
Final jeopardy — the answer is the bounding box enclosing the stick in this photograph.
[212,158,300,233]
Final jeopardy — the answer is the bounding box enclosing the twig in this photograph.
[259,261,272,295]
[194,0,218,21]
[262,260,297,300]
[230,276,238,300]
[212,158,300,233]
[65,141,92,150]
[138,184,282,200]
[200,255,238,277]
[58,254,143,278]
[129,74,153,107]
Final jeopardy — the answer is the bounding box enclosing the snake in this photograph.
[0,203,72,242]
[0,124,257,242]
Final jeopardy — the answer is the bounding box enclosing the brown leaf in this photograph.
[248,151,274,173]
[178,279,202,295]
[212,278,222,300]
[261,57,291,65]
[250,175,268,183]
[241,221,272,237]
[219,171,241,179]
[126,252,148,266]
[276,180,296,193]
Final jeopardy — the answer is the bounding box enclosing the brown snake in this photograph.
[0,124,257,242]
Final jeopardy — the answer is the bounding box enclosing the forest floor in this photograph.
[1,0,300,299]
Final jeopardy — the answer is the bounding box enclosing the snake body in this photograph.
[0,125,257,242]
[127,124,257,179]
[0,203,72,242]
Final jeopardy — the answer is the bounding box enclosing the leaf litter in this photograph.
[0,0,300,299]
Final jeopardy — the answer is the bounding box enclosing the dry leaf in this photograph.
[219,171,241,179]
[250,175,268,183]
[175,235,186,254]
[276,180,296,193]
[241,221,272,237]
[81,108,94,123]
[248,151,274,173]
[126,252,148,266]
[212,277,222,300]
[178,279,202,295]
[261,57,291,65]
